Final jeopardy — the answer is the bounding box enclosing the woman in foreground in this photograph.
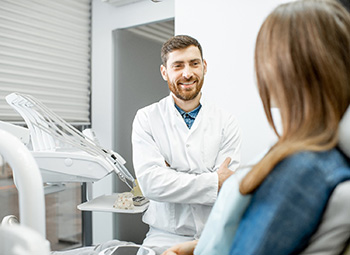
[162,0,350,254]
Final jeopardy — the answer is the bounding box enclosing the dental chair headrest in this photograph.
[272,106,350,157]
[339,106,350,157]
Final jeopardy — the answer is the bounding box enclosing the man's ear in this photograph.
[203,59,208,75]
[160,65,168,81]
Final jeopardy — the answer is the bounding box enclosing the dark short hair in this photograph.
[161,35,203,66]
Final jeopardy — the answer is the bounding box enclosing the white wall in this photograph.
[175,0,290,165]
[91,0,174,244]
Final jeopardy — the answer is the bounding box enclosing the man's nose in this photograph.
[182,66,193,79]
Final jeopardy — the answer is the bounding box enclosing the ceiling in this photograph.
[127,20,174,44]
[101,0,164,7]
[101,0,174,44]
[101,0,145,7]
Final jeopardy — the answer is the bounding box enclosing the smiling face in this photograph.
[161,45,207,104]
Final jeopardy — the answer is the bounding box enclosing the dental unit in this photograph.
[3,92,136,189]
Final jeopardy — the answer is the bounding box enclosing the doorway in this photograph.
[112,19,174,243]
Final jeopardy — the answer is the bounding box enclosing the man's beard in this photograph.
[168,77,204,101]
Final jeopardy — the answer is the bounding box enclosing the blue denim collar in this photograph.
[174,103,202,129]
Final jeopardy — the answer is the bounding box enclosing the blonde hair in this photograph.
[240,0,350,194]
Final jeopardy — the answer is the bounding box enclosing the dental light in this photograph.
[5,92,135,189]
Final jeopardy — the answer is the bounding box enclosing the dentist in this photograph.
[132,35,242,254]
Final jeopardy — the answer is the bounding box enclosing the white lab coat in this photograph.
[132,94,241,248]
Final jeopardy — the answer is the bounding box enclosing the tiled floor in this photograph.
[0,164,82,251]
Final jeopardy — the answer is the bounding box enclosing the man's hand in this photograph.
[217,157,234,191]
[161,240,198,255]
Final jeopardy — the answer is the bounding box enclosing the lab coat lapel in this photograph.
[189,94,206,133]
[168,94,191,134]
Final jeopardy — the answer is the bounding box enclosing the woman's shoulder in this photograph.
[282,149,349,171]
[273,148,350,187]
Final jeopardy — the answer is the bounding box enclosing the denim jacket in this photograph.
[230,148,350,255]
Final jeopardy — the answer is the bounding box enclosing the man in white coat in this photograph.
[132,35,241,254]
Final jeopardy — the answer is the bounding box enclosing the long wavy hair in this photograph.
[240,0,350,194]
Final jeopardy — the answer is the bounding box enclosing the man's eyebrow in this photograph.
[170,59,201,66]
[171,61,184,66]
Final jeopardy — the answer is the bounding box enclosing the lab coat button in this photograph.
[186,144,190,148]
[65,158,73,166]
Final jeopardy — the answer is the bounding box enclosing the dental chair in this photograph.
[300,108,350,255]
[301,180,350,255]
